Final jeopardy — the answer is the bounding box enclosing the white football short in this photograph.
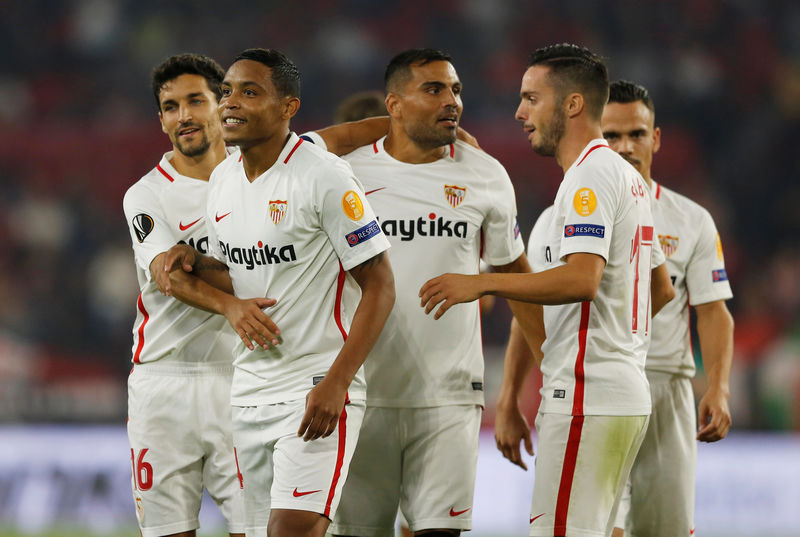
[330,405,482,537]
[232,398,365,537]
[529,412,648,537]
[127,362,245,537]
[614,373,697,536]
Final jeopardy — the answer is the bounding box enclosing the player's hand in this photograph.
[297,377,347,442]
[157,244,197,295]
[419,273,483,320]
[495,404,534,470]
[221,296,280,351]
[697,387,731,442]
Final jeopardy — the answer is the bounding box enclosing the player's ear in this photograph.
[564,93,583,119]
[283,96,300,119]
[385,92,402,119]
[159,111,168,135]
[652,126,661,154]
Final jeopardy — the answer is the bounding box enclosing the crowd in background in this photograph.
[0,0,798,429]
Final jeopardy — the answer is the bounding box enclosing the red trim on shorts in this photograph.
[233,447,244,489]
[572,301,590,415]
[333,261,348,341]
[554,415,585,535]
[655,181,661,200]
[133,293,149,363]
[373,141,379,153]
[576,144,610,167]
[284,138,304,164]
[324,404,348,517]
[449,143,455,158]
[156,164,174,182]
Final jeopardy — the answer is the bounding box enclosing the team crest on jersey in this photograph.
[132,213,154,243]
[715,232,724,261]
[444,184,466,208]
[573,188,597,216]
[658,234,679,258]
[268,200,287,224]
[342,190,365,221]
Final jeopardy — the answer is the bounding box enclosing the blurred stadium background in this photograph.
[0,0,798,535]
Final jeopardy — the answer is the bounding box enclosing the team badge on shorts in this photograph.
[659,234,679,257]
[342,190,365,221]
[132,214,154,242]
[269,200,287,224]
[716,232,724,261]
[135,495,144,522]
[573,187,597,216]
[444,184,466,208]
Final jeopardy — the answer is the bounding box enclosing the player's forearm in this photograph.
[186,253,236,295]
[651,263,675,316]
[481,263,600,304]
[326,255,395,389]
[164,268,239,315]
[316,116,390,156]
[696,301,734,395]
[497,318,541,411]
[492,254,546,369]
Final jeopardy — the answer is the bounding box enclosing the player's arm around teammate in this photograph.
[158,244,282,351]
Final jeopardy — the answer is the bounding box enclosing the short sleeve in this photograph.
[558,170,616,262]
[123,185,176,281]
[482,166,525,266]
[685,210,733,306]
[317,160,390,270]
[299,131,328,152]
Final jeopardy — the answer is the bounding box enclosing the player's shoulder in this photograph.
[341,141,379,163]
[452,140,507,174]
[287,136,356,181]
[124,158,170,207]
[568,144,636,190]
[656,182,711,219]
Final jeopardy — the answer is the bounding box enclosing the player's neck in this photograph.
[642,173,653,189]
[384,129,447,164]
[169,141,227,181]
[555,123,604,172]
[240,130,292,182]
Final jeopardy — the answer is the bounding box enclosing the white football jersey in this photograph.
[206,133,390,406]
[341,137,525,407]
[123,152,236,366]
[531,139,659,416]
[646,181,733,377]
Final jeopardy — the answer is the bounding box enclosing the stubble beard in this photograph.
[175,132,211,158]
[532,107,566,158]
[405,121,458,150]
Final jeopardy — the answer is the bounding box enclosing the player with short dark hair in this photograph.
[603,80,734,537]
[125,52,272,537]
[420,43,675,537]
[159,48,395,537]
[313,47,537,537]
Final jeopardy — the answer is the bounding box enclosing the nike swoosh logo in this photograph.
[292,488,322,497]
[365,187,386,195]
[530,513,545,524]
[179,217,202,231]
[449,507,470,517]
[215,211,231,222]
